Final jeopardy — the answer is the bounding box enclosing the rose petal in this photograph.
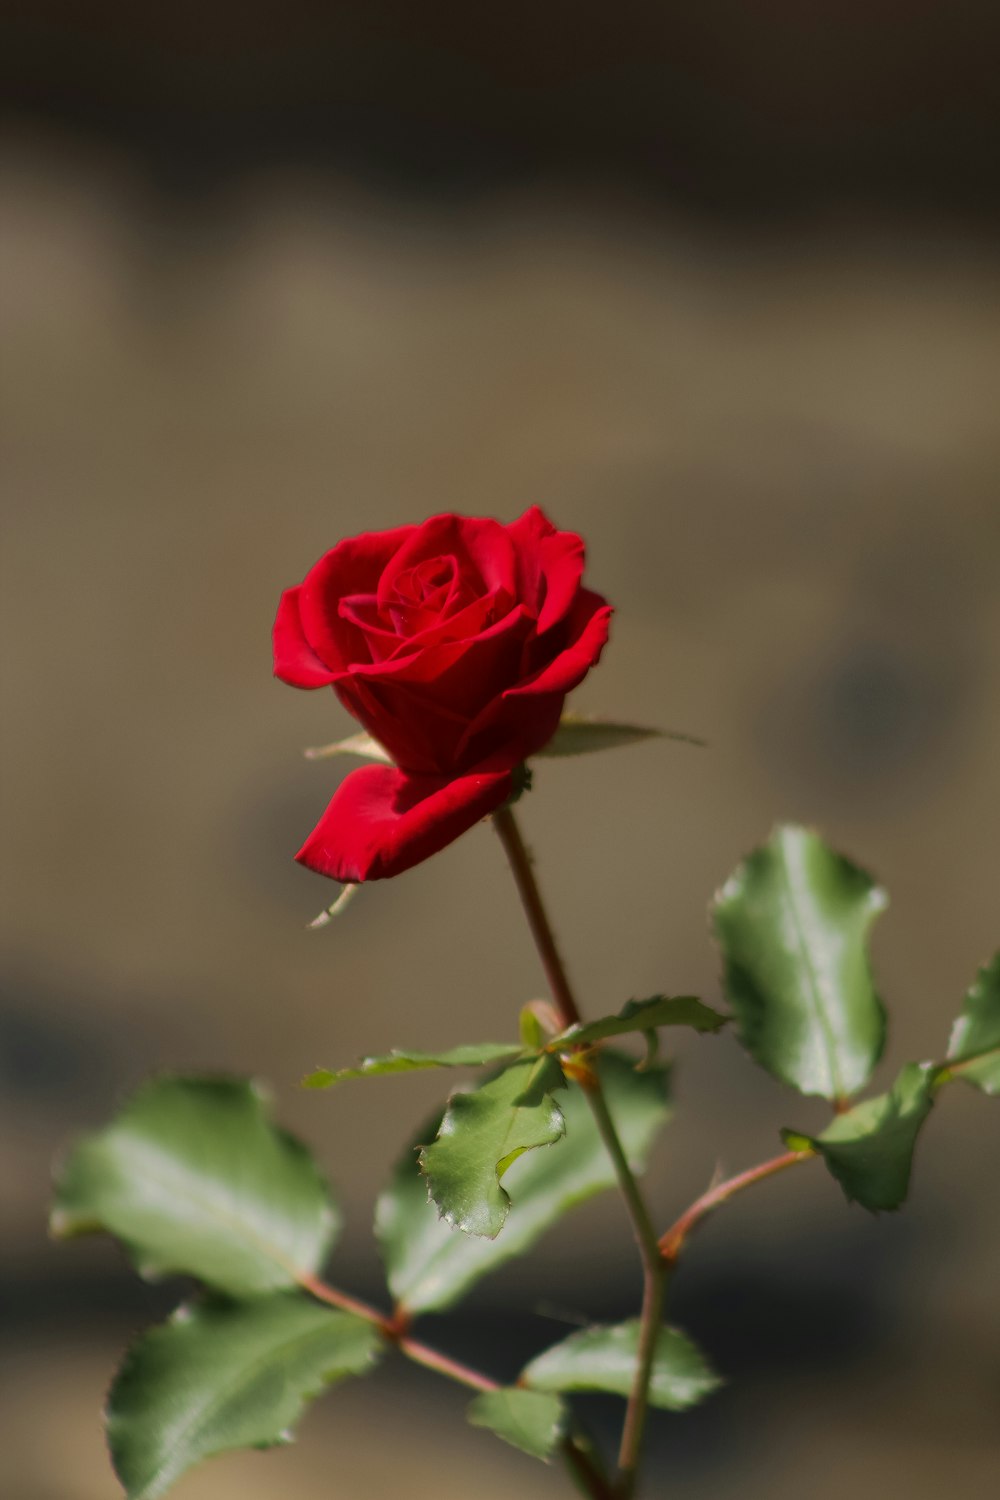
[296,762,513,881]
[454,589,612,765]
[377,514,517,609]
[272,587,338,688]
[298,525,415,671]
[507,507,588,635]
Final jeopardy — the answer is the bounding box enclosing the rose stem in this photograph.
[299,1271,614,1498]
[657,1149,814,1264]
[493,804,666,1498]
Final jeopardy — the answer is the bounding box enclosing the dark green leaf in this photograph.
[553,995,727,1050]
[419,1055,567,1238]
[946,953,1000,1095]
[107,1294,382,1500]
[537,714,705,757]
[303,731,392,764]
[467,1389,566,1461]
[522,1320,721,1412]
[782,1062,935,1211]
[304,1042,522,1090]
[377,1052,671,1315]
[51,1077,338,1296]
[712,824,887,1101]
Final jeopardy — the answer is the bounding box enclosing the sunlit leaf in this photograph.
[107,1294,382,1500]
[377,1052,671,1315]
[782,1062,935,1211]
[712,825,887,1101]
[946,953,1000,1095]
[51,1077,338,1296]
[552,995,727,1051]
[304,1042,522,1090]
[419,1055,567,1238]
[537,714,705,757]
[467,1388,566,1461]
[522,1320,721,1411]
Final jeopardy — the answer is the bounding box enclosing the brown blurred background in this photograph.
[2,4,999,1497]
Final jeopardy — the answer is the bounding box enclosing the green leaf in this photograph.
[304,1042,523,1090]
[553,995,727,1050]
[712,824,888,1101]
[522,1320,721,1412]
[946,953,1000,1094]
[537,713,705,757]
[377,1051,671,1315]
[782,1062,936,1211]
[51,1077,338,1296]
[467,1389,566,1461]
[419,1055,567,1238]
[107,1293,382,1500]
[303,731,392,764]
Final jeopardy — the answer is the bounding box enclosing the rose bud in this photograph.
[273,508,612,881]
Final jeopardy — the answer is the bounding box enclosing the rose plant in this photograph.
[52,510,998,1500]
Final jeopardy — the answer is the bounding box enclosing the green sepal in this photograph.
[552,995,727,1050]
[419,1055,567,1238]
[946,953,1000,1094]
[536,713,705,757]
[304,1042,523,1090]
[308,882,360,930]
[107,1293,382,1500]
[303,731,392,763]
[466,1388,567,1461]
[712,824,887,1101]
[782,1061,936,1211]
[377,1051,671,1315]
[521,1319,721,1411]
[50,1076,339,1297]
[520,1005,546,1050]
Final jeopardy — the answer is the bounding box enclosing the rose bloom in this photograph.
[273,508,612,881]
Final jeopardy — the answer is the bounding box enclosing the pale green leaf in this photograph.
[304,1042,522,1090]
[303,732,392,764]
[522,1320,721,1411]
[467,1389,566,1461]
[946,953,1000,1094]
[377,1052,671,1315]
[782,1061,936,1211]
[712,824,887,1101]
[51,1077,338,1296]
[419,1055,567,1238]
[553,995,727,1051]
[107,1294,382,1500]
[537,714,705,757]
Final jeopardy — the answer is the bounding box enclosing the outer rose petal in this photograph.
[297,762,514,881]
[273,587,337,688]
[298,525,415,671]
[454,588,613,766]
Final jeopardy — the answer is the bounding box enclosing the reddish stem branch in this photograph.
[396,1335,500,1393]
[658,1149,813,1264]
[302,1271,612,1496]
[298,1272,393,1328]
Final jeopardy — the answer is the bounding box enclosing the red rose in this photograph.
[273,508,612,881]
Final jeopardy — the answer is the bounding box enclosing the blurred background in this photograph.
[2,3,999,1496]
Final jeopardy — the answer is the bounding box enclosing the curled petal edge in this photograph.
[296,761,515,882]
